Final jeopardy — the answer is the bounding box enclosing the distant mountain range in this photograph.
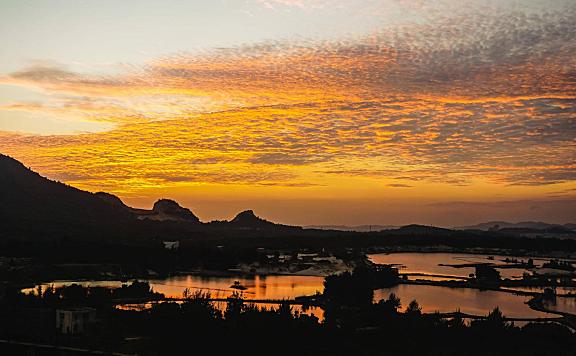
[1,153,574,242]
[0,154,297,240]
[306,225,399,232]
[308,222,576,233]
[94,192,200,223]
[456,221,576,232]
[0,154,131,232]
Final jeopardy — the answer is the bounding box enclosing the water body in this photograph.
[374,284,552,318]
[369,252,576,318]
[504,286,576,295]
[368,252,541,279]
[544,297,576,315]
[26,274,325,300]
[24,253,574,321]
[25,275,326,320]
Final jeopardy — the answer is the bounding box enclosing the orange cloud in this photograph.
[0,6,574,210]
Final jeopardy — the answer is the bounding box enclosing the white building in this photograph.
[163,241,180,250]
[56,307,96,334]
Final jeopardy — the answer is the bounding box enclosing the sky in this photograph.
[0,0,575,226]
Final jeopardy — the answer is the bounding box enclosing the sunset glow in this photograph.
[1,0,574,225]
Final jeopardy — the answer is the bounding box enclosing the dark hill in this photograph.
[95,193,200,223]
[456,221,571,231]
[4,154,574,252]
[396,224,454,235]
[0,154,293,241]
[94,191,131,210]
[228,209,299,231]
[0,154,134,239]
[230,210,270,226]
[146,199,200,223]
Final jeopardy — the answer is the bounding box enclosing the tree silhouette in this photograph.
[405,300,422,315]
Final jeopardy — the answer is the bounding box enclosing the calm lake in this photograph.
[374,284,550,318]
[368,252,570,318]
[25,274,325,300]
[25,275,326,320]
[544,297,576,315]
[367,252,544,279]
[24,252,575,320]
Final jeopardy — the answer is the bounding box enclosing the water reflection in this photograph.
[543,297,576,315]
[25,275,326,320]
[148,274,324,299]
[375,284,552,318]
[24,274,325,300]
[24,252,574,322]
[368,252,541,279]
[504,286,576,295]
[369,252,478,277]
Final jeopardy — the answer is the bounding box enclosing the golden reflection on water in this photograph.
[368,252,546,280]
[26,275,326,320]
[23,275,325,300]
[148,274,325,299]
[24,253,572,321]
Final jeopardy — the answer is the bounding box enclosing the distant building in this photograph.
[56,307,96,334]
[297,253,318,260]
[162,241,180,250]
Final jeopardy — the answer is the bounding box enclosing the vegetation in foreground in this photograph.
[1,271,575,356]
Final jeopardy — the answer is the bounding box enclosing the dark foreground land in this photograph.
[1,268,576,356]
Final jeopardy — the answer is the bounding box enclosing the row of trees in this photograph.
[5,281,163,308]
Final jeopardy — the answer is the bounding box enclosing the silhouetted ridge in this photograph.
[397,224,453,234]
[143,199,200,222]
[228,210,281,229]
[0,154,133,238]
[95,192,200,222]
[232,210,258,222]
[95,192,130,210]
[4,154,572,246]
[456,221,576,233]
[306,224,398,232]
[0,154,303,241]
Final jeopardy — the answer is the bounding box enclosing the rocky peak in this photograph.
[151,199,200,222]
[232,210,257,222]
[230,210,274,228]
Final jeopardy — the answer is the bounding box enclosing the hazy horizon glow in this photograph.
[0,0,574,226]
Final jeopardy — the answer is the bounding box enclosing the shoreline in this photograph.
[366,246,576,260]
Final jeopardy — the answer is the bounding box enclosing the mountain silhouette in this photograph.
[2,154,570,243]
[0,155,129,227]
[229,210,276,228]
[0,154,296,240]
[456,221,575,232]
[396,224,454,235]
[94,191,132,210]
[147,199,200,223]
[95,193,200,223]
[306,224,399,232]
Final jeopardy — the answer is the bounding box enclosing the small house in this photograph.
[162,241,180,250]
[56,307,96,335]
